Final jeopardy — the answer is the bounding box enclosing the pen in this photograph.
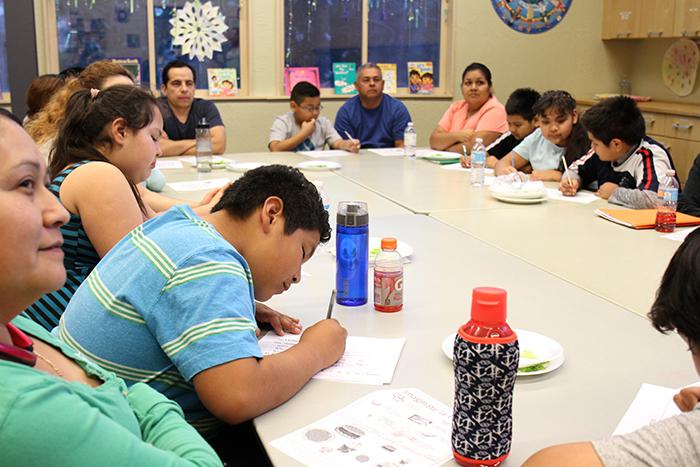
[512,152,516,169]
[344,131,360,150]
[326,289,337,319]
[561,155,573,187]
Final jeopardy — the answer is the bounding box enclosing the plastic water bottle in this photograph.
[655,169,679,233]
[470,138,486,186]
[452,287,518,466]
[373,237,403,312]
[313,181,331,214]
[196,117,212,173]
[404,122,417,159]
[336,201,369,306]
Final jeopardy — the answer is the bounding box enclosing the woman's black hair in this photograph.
[461,63,493,87]
[50,85,158,216]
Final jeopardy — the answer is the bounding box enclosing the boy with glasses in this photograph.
[269,81,359,152]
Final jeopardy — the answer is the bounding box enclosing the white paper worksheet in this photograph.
[613,381,700,435]
[300,150,352,158]
[166,178,230,192]
[367,148,406,157]
[545,188,599,204]
[270,388,453,467]
[155,160,184,169]
[258,333,405,385]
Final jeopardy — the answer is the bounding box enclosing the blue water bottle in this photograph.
[336,201,369,306]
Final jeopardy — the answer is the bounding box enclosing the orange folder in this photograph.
[595,208,700,229]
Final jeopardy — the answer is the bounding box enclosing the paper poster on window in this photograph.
[332,63,357,95]
[111,58,141,84]
[207,68,238,96]
[284,67,321,96]
[377,63,397,95]
[407,61,433,94]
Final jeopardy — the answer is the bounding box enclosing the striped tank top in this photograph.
[22,161,100,330]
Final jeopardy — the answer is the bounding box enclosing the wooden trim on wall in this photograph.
[147,0,156,89]
[238,0,250,96]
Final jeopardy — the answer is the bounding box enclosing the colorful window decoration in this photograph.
[491,0,573,35]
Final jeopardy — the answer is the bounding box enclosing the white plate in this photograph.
[295,160,342,171]
[491,192,547,204]
[226,161,268,173]
[183,155,229,168]
[417,151,461,162]
[441,329,565,377]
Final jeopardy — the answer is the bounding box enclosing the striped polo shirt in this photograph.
[58,205,261,434]
[23,161,100,330]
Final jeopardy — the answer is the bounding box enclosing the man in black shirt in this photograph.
[158,60,227,156]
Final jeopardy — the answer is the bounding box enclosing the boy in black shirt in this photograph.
[485,88,540,168]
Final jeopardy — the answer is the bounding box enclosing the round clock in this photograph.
[491,0,573,34]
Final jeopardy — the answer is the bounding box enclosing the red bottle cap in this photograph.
[471,287,507,323]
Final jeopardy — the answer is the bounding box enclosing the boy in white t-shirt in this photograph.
[269,81,359,153]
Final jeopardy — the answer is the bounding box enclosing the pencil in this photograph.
[326,289,337,319]
[561,155,573,187]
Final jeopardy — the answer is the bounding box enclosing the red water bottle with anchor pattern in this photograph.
[452,287,519,466]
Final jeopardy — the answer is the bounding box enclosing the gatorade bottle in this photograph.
[452,287,519,466]
[373,237,403,312]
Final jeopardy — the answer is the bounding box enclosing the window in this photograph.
[153,0,242,90]
[50,0,245,94]
[0,0,8,97]
[55,0,150,85]
[368,0,442,88]
[283,0,362,89]
[282,0,451,95]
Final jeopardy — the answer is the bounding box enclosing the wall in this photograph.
[625,38,700,102]
[219,0,638,153]
[29,1,700,154]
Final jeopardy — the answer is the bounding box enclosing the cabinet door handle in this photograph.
[672,122,694,130]
[646,31,663,37]
[644,119,655,127]
[616,32,631,38]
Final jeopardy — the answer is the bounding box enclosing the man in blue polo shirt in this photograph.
[334,63,412,149]
[158,60,227,156]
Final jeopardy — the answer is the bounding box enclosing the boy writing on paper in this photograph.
[524,228,700,466]
[269,81,359,153]
[57,165,347,443]
[559,96,676,207]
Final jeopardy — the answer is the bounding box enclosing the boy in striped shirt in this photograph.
[58,165,346,438]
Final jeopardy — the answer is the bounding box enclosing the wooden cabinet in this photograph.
[642,112,666,136]
[674,0,700,37]
[603,0,639,39]
[639,0,676,37]
[603,0,698,39]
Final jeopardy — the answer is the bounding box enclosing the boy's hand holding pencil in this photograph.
[559,155,579,196]
[343,131,361,153]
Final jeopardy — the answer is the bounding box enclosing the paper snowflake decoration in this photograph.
[170,1,229,62]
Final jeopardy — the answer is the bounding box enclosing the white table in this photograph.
[256,214,695,466]
[431,204,684,317]
[158,151,694,466]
